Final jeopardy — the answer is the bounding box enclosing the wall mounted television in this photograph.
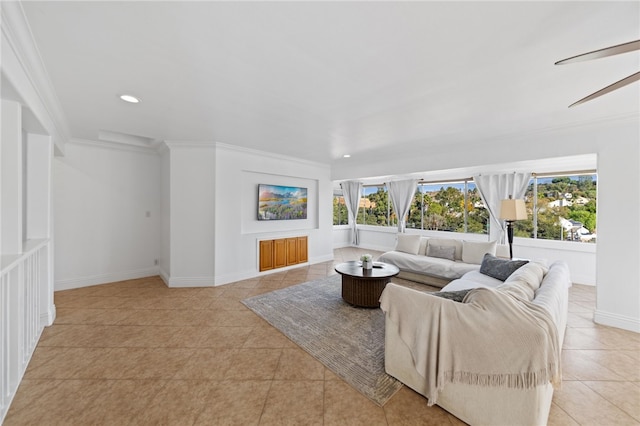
[258,184,307,221]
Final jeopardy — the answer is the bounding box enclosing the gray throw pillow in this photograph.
[430,289,471,302]
[479,253,529,281]
[427,245,456,261]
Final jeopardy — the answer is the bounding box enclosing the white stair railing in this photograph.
[0,239,52,423]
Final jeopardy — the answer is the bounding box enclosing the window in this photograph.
[406,181,487,234]
[334,172,596,243]
[332,190,348,225]
[515,174,597,243]
[357,186,394,226]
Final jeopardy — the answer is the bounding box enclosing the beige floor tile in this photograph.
[78,379,168,424]
[579,349,640,381]
[547,402,580,426]
[562,350,627,381]
[243,324,297,349]
[24,347,107,379]
[224,348,283,380]
[194,380,271,425]
[553,381,638,425]
[383,386,454,425]
[195,325,254,348]
[4,379,112,425]
[584,381,640,422]
[173,348,239,380]
[259,380,324,425]
[132,380,213,425]
[201,309,264,327]
[273,347,326,381]
[323,379,387,426]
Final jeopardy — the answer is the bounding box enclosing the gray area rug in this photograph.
[242,275,403,406]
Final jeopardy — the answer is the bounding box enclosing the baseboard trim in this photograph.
[594,309,640,333]
[40,305,56,327]
[165,276,216,288]
[55,267,160,290]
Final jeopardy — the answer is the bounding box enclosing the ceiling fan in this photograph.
[555,39,640,107]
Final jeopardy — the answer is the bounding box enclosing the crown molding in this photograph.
[163,140,217,149]
[69,138,159,155]
[1,1,70,155]
[215,142,331,170]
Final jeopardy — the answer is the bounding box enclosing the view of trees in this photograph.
[333,196,348,225]
[515,175,597,241]
[333,174,597,243]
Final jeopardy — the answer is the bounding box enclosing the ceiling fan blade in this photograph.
[556,40,640,65]
[569,71,640,107]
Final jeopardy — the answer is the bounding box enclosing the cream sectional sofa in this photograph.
[377,234,509,287]
[380,259,572,426]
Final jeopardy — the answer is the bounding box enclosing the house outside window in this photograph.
[515,174,597,242]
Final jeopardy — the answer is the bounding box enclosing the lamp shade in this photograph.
[499,198,527,221]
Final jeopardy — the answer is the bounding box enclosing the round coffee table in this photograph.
[334,261,400,308]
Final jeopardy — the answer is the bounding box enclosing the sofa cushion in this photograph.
[430,289,471,302]
[427,238,463,261]
[496,262,547,301]
[426,244,456,261]
[395,234,421,255]
[418,237,429,256]
[461,240,497,264]
[479,253,529,281]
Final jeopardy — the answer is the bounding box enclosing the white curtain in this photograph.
[387,179,418,233]
[473,172,531,243]
[340,181,363,245]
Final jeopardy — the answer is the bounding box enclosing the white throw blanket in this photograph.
[380,283,561,406]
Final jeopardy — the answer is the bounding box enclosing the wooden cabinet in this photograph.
[274,239,287,269]
[297,236,308,263]
[286,238,298,266]
[259,240,274,271]
[259,236,308,272]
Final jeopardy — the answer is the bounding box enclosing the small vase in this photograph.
[362,260,372,270]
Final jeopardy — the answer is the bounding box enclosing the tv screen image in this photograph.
[258,184,307,220]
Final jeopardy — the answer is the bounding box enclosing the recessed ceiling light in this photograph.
[119,94,140,103]
[343,154,351,158]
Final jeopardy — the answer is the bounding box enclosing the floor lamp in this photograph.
[499,196,527,259]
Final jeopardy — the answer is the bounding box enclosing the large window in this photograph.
[333,172,596,243]
[407,181,487,234]
[515,174,597,243]
[356,186,396,227]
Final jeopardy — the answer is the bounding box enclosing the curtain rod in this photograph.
[533,170,596,178]
[360,170,597,188]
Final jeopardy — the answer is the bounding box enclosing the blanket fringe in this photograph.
[438,362,560,391]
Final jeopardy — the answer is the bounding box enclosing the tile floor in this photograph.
[4,247,640,425]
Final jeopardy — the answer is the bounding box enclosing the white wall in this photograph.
[53,141,161,289]
[159,148,171,280]
[214,144,334,284]
[332,116,640,332]
[162,143,216,286]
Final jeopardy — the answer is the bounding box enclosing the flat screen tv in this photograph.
[258,184,307,220]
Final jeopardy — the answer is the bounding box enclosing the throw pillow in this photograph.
[479,253,529,281]
[430,289,471,302]
[395,234,421,255]
[461,240,497,264]
[427,238,463,260]
[426,244,456,261]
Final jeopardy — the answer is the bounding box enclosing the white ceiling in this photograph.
[18,1,640,166]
